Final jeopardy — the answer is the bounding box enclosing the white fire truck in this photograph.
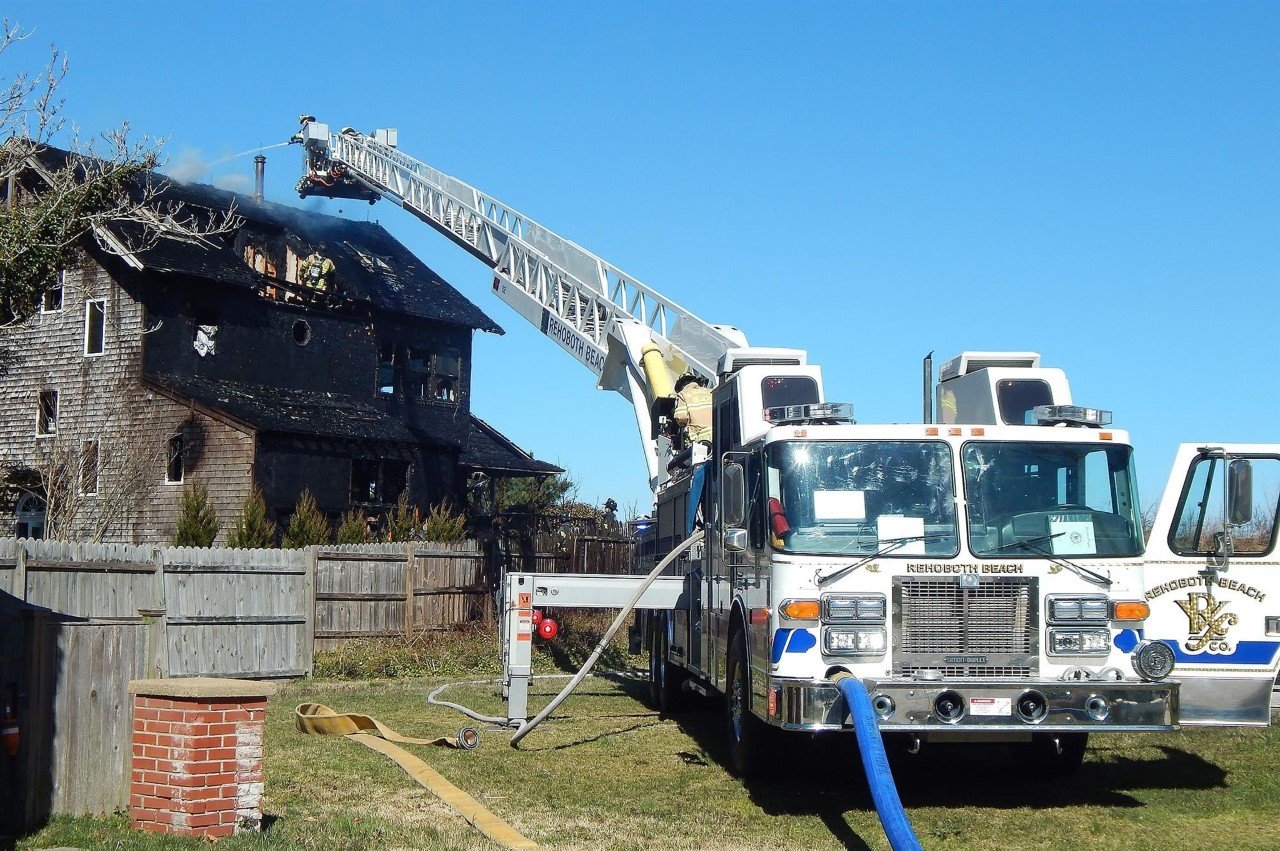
[292,119,1280,775]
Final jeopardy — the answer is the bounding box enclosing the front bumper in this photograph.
[771,676,1177,733]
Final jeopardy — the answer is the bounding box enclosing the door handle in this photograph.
[1265,616,1280,637]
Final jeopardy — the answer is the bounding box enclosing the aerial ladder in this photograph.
[292,118,748,493]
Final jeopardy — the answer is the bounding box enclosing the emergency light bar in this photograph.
[764,402,854,425]
[1033,405,1113,427]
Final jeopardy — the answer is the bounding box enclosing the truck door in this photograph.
[1141,444,1280,725]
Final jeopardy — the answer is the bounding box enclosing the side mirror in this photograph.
[722,462,745,528]
[1228,459,1254,526]
[724,528,748,552]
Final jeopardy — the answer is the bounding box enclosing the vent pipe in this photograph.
[922,351,933,424]
[253,155,266,202]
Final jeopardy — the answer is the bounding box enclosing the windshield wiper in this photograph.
[816,533,949,586]
[983,532,1064,555]
[993,534,1113,589]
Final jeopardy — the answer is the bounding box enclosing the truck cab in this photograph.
[643,350,1278,776]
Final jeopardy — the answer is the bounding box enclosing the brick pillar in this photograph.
[127,677,277,839]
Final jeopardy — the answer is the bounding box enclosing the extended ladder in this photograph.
[296,122,742,385]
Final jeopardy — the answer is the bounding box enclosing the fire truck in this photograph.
[292,119,1280,776]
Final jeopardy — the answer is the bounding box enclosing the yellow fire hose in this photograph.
[295,703,539,850]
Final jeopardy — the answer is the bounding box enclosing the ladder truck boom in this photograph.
[291,119,746,491]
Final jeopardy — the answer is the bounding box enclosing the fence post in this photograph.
[303,548,317,676]
[403,541,416,637]
[12,541,27,602]
[140,548,169,677]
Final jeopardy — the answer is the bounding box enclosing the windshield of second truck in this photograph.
[962,441,1143,557]
[766,441,959,556]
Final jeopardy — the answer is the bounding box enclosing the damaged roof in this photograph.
[147,374,561,477]
[31,145,503,333]
[462,416,562,477]
[147,373,427,445]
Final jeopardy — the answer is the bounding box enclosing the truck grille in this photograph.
[893,576,1038,678]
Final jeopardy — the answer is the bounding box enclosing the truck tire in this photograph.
[725,628,762,778]
[1020,732,1088,778]
[648,616,686,712]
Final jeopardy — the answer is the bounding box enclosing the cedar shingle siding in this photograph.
[0,154,558,544]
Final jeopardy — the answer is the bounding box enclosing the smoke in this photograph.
[214,172,252,193]
[164,146,210,183]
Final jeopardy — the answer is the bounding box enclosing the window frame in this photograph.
[36,389,58,437]
[40,271,65,313]
[1168,452,1280,558]
[165,434,185,484]
[84,298,106,356]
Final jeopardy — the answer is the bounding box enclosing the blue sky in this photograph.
[11,1,1278,517]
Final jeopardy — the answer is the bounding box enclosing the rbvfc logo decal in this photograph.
[1175,592,1238,654]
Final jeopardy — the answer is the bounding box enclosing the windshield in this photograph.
[766,441,959,556]
[962,442,1143,557]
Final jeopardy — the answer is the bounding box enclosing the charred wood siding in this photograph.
[0,254,254,544]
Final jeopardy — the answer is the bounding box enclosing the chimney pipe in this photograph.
[253,155,266,202]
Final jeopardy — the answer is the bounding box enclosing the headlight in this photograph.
[824,627,886,655]
[1048,595,1110,623]
[823,594,886,622]
[1048,628,1111,655]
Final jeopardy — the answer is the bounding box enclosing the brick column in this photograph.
[127,677,277,839]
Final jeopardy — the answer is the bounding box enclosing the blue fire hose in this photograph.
[832,673,923,851]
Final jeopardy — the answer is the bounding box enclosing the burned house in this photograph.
[0,152,558,543]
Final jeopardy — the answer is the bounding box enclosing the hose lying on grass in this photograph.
[295,702,539,850]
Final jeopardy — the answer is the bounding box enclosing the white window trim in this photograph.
[35,389,58,438]
[84,298,106,357]
[40,270,66,314]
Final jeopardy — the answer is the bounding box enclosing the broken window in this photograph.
[166,434,185,483]
[377,342,398,396]
[37,390,58,436]
[243,245,277,278]
[405,347,430,400]
[350,459,409,506]
[41,272,64,313]
[434,349,460,403]
[84,299,105,356]
[81,440,99,496]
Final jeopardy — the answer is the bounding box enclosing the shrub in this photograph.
[173,480,219,547]
[336,508,370,544]
[422,500,466,543]
[282,488,331,548]
[227,484,277,548]
[385,490,419,542]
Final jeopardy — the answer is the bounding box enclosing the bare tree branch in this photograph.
[0,20,242,323]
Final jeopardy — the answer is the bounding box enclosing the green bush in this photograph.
[226,484,277,548]
[385,490,419,542]
[336,508,370,544]
[282,488,331,548]
[422,500,466,543]
[173,480,219,547]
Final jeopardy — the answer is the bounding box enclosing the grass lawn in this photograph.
[14,623,1280,850]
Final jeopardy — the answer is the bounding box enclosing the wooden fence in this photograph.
[313,541,486,650]
[0,532,632,829]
